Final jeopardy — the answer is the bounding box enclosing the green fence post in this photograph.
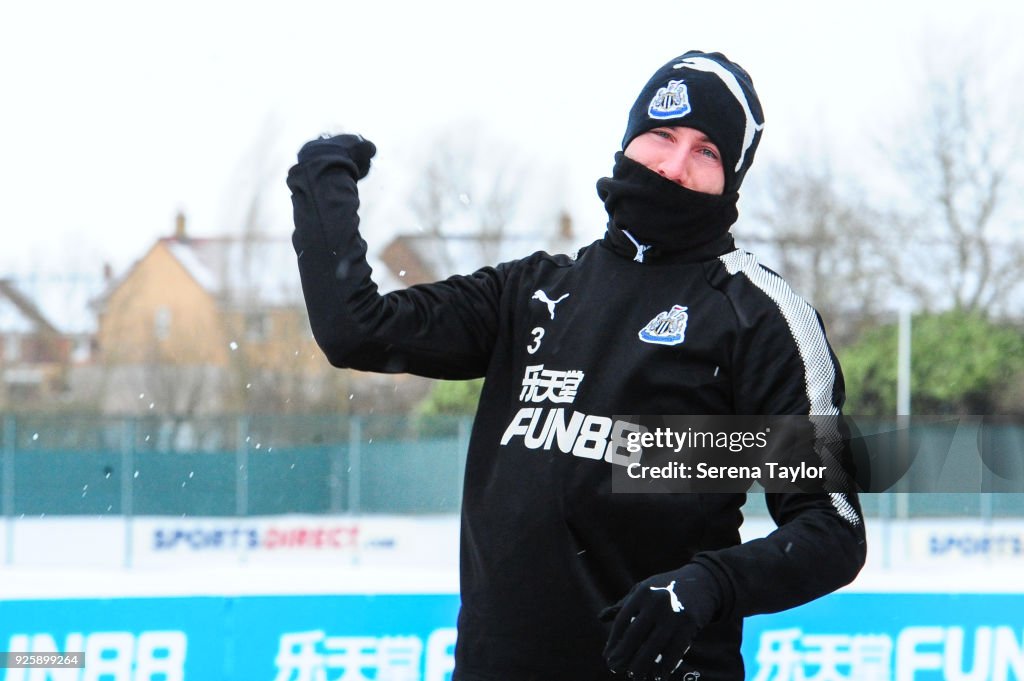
[457,416,471,501]
[329,416,344,514]
[3,414,15,566]
[348,416,361,515]
[879,491,891,570]
[236,415,249,517]
[121,416,135,569]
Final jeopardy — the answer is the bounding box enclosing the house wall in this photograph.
[97,243,229,367]
[89,238,434,415]
[0,329,70,407]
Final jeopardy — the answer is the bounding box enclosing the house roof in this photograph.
[91,230,407,320]
[160,234,405,305]
[379,231,582,286]
[163,236,304,307]
[0,279,61,335]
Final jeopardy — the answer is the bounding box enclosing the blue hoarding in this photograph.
[1,593,1022,680]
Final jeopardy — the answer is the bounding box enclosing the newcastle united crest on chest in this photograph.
[639,305,689,346]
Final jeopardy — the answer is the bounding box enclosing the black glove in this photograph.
[296,133,377,180]
[600,563,721,679]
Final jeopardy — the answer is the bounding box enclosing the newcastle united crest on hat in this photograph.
[639,305,689,346]
[622,50,765,194]
[648,80,691,120]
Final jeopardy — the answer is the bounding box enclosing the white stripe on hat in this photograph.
[674,57,764,174]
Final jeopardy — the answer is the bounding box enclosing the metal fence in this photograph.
[0,413,471,517]
[1,413,1022,519]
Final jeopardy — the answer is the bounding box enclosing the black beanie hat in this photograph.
[622,50,765,194]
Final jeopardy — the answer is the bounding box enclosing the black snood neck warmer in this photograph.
[597,153,739,263]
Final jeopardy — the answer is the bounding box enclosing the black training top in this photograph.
[287,139,867,681]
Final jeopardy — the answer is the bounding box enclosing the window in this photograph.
[154,307,172,341]
[3,334,21,362]
[245,312,270,341]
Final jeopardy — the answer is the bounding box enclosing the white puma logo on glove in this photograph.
[531,290,569,320]
[649,580,685,613]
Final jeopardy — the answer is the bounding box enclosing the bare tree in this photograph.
[218,120,427,416]
[218,117,334,414]
[886,44,1024,316]
[743,163,896,345]
[141,345,223,450]
[407,124,528,271]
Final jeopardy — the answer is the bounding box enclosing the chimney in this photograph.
[558,211,573,240]
[174,211,187,240]
[102,262,113,283]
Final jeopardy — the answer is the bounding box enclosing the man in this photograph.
[288,50,865,681]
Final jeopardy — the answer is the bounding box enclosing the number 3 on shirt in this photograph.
[527,327,544,354]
